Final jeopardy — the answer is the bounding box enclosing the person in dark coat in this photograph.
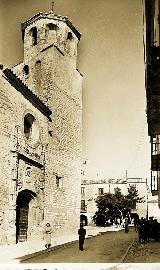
[124,217,129,233]
[78,223,86,251]
[138,218,148,243]
[134,217,139,232]
[152,219,159,242]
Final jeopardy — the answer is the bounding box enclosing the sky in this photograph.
[0,0,151,180]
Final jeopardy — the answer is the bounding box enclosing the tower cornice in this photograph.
[21,12,81,40]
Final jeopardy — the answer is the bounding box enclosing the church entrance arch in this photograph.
[16,189,36,243]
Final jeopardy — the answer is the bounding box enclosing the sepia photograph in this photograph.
[0,0,160,269]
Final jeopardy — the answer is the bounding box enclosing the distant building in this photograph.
[80,178,148,225]
[0,11,82,244]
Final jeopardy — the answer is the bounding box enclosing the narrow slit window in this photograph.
[67,32,73,41]
[24,113,34,140]
[35,60,41,88]
[30,27,37,46]
[23,65,29,76]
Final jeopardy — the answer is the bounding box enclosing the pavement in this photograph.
[0,224,123,264]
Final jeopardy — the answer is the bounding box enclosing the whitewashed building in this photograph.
[80,178,148,225]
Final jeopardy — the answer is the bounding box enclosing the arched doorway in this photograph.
[80,214,88,226]
[16,189,36,243]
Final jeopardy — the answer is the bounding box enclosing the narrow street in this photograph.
[21,228,136,263]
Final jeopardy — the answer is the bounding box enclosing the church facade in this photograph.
[0,11,82,244]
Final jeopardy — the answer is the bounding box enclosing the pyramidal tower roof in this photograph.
[21,11,81,40]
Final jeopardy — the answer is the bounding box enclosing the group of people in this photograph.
[134,217,160,243]
[44,216,160,251]
[44,222,86,251]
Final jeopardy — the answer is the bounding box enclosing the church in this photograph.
[0,10,82,244]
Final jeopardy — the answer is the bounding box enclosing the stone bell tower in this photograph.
[18,10,82,105]
[0,8,82,245]
[12,10,83,236]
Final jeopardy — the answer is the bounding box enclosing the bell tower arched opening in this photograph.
[16,189,36,243]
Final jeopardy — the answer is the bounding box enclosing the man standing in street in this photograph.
[78,223,86,251]
[124,216,129,233]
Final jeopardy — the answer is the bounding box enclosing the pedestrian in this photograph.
[134,217,139,232]
[78,223,86,251]
[145,219,150,242]
[152,219,159,242]
[138,217,148,243]
[124,217,129,233]
[45,223,52,249]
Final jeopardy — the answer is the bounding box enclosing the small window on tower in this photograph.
[30,27,37,46]
[67,32,73,41]
[35,60,41,88]
[65,32,75,55]
[23,65,29,76]
[45,23,58,40]
[56,175,62,188]
[47,23,58,31]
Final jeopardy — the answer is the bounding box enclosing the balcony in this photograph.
[151,154,160,171]
[151,173,159,196]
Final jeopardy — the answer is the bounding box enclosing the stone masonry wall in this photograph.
[0,70,49,244]
[12,15,83,237]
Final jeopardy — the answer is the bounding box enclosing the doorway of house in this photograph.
[80,214,88,226]
[16,189,36,243]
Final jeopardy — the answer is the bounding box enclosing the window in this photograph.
[45,23,58,41]
[67,32,73,41]
[30,27,37,46]
[56,175,62,188]
[24,114,34,140]
[65,32,75,55]
[46,23,58,31]
[35,60,41,88]
[98,188,104,195]
[24,113,39,144]
[81,200,86,211]
[23,65,29,76]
